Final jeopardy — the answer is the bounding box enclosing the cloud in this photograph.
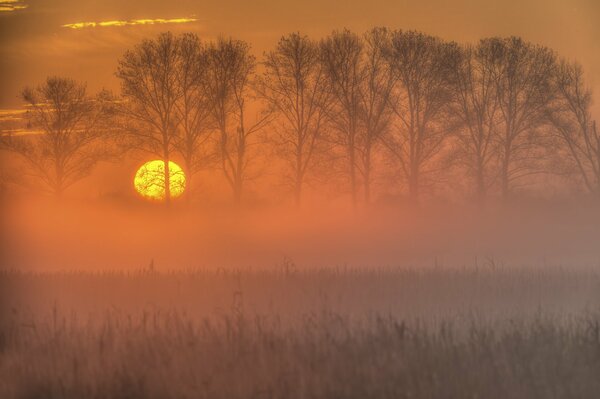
[0,109,26,119]
[0,0,28,12]
[62,17,197,30]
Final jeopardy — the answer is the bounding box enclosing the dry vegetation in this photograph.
[1,266,600,398]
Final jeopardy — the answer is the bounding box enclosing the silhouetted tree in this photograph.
[449,42,502,203]
[116,32,183,205]
[488,37,556,200]
[0,77,114,196]
[9,28,596,205]
[257,33,330,206]
[320,30,365,208]
[546,60,600,196]
[384,31,458,202]
[173,33,213,201]
[358,27,395,204]
[203,37,272,204]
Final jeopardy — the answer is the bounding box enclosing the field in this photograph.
[2,266,600,398]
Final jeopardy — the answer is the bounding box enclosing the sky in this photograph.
[0,0,599,111]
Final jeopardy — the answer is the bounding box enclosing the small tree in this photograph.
[449,42,502,203]
[358,27,395,204]
[203,37,272,204]
[489,37,556,199]
[383,31,458,202]
[546,60,600,196]
[1,77,114,196]
[257,32,330,206]
[116,32,183,205]
[174,33,213,201]
[320,29,365,208]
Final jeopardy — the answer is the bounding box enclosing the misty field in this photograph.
[1,266,600,399]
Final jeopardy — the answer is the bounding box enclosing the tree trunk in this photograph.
[501,150,510,201]
[501,121,513,201]
[349,146,357,209]
[475,157,486,205]
[233,177,243,205]
[163,151,171,206]
[294,163,303,208]
[364,146,372,205]
[409,161,419,204]
[184,158,193,204]
[54,160,64,198]
[294,150,303,207]
[294,181,302,207]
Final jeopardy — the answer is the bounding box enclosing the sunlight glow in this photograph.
[0,0,28,12]
[134,160,186,201]
[62,17,197,30]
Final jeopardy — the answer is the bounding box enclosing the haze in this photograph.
[1,0,600,273]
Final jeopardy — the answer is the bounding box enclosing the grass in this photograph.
[1,267,600,398]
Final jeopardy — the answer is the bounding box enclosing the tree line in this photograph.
[2,29,599,206]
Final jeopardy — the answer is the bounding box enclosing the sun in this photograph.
[134,160,186,201]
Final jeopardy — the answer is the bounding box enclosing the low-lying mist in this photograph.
[2,195,599,272]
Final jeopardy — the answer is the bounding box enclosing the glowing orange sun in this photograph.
[134,160,186,201]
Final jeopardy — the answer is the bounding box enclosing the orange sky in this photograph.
[0,0,599,114]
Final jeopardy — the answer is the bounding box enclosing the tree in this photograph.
[203,37,271,204]
[449,42,502,203]
[489,37,556,199]
[358,27,395,204]
[257,32,330,206]
[546,60,600,196]
[174,33,213,201]
[0,77,114,196]
[383,31,458,202]
[320,29,365,208]
[116,32,183,205]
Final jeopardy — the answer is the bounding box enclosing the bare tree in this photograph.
[449,42,502,203]
[546,60,600,196]
[0,77,114,196]
[320,29,365,208]
[358,27,395,204]
[116,32,183,205]
[203,37,271,204]
[488,37,556,199]
[257,33,330,206]
[173,33,213,201]
[383,31,458,202]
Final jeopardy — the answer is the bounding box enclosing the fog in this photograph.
[2,194,599,272]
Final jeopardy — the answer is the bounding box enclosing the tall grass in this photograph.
[1,267,600,398]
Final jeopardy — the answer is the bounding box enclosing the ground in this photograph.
[1,267,600,398]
